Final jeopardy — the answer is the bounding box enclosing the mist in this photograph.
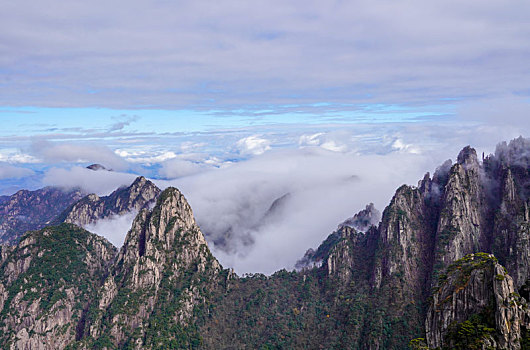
[157,147,445,274]
[42,166,137,196]
[84,211,138,247]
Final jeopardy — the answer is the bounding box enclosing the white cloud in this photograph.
[235,135,271,155]
[122,150,178,164]
[298,133,324,146]
[159,158,208,179]
[320,140,348,152]
[0,149,40,164]
[0,164,35,179]
[392,139,421,154]
[42,166,137,195]
[298,131,351,152]
[31,140,128,170]
[157,147,444,275]
[84,211,138,247]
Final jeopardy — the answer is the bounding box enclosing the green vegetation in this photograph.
[409,338,429,350]
[444,313,495,350]
[0,223,115,345]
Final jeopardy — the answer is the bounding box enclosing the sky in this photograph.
[1,0,529,274]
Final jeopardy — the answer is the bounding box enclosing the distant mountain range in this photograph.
[0,136,528,349]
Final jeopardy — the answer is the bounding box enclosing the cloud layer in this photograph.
[31,140,129,171]
[0,164,34,180]
[158,147,444,274]
[42,166,136,195]
[1,1,529,108]
[84,211,138,247]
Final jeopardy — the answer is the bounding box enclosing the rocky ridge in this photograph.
[0,187,85,244]
[57,176,160,227]
[80,187,222,349]
[0,224,116,349]
[425,253,529,349]
[0,137,528,349]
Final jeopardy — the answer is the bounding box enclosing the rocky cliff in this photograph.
[0,224,116,349]
[57,176,160,227]
[425,253,530,350]
[0,137,528,349]
[0,187,85,244]
[75,187,222,349]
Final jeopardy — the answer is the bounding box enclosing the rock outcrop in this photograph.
[426,253,530,349]
[78,187,222,349]
[339,202,381,232]
[58,176,160,227]
[0,187,85,244]
[0,224,116,349]
[0,137,528,349]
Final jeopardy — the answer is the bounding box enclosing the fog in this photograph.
[36,135,516,275]
[157,147,444,274]
[43,166,136,195]
[84,211,138,247]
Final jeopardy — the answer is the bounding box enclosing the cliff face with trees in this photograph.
[0,137,528,349]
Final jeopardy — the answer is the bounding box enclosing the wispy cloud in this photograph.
[0,163,35,180]
[42,166,136,195]
[30,140,129,170]
[84,211,138,247]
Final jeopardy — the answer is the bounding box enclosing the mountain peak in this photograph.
[87,185,221,347]
[130,175,147,187]
[60,176,160,227]
[339,203,381,232]
[86,164,109,171]
[457,145,479,169]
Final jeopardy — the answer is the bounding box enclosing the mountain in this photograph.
[55,176,160,227]
[0,176,160,246]
[425,253,529,349]
[339,202,381,232]
[0,136,528,349]
[0,224,116,348]
[0,187,85,244]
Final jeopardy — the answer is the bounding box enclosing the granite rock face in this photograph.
[79,187,222,349]
[339,202,381,232]
[0,137,528,349]
[59,176,160,227]
[426,253,530,349]
[0,224,116,349]
[0,186,222,349]
[0,187,85,244]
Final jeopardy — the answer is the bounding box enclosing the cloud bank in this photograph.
[42,166,137,195]
[84,211,138,247]
[2,1,529,108]
[159,147,443,274]
[0,164,35,180]
[31,140,128,171]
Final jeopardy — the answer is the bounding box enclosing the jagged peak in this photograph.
[433,159,452,183]
[457,145,479,169]
[121,186,199,256]
[493,136,529,167]
[130,175,148,187]
[339,203,381,232]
